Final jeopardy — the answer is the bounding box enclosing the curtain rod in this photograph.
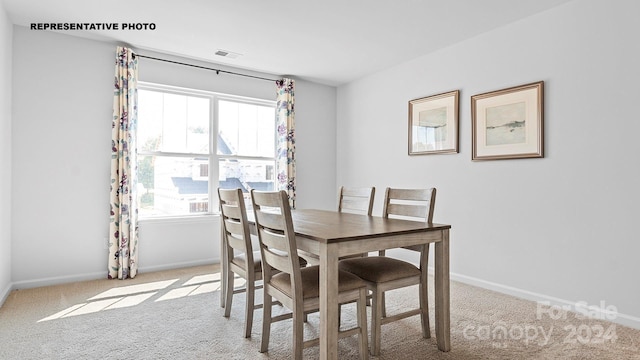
[132,53,279,82]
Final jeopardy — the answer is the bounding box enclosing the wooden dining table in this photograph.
[220,208,451,359]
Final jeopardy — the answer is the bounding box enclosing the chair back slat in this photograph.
[387,188,433,202]
[385,203,429,219]
[226,231,247,251]
[338,186,375,215]
[254,210,285,233]
[341,187,374,198]
[261,245,293,274]
[341,198,371,212]
[257,226,286,251]
[224,219,245,239]
[221,203,242,221]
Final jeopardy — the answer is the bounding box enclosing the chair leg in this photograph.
[293,306,305,360]
[244,279,255,338]
[370,287,383,356]
[357,288,369,360]
[223,271,234,318]
[260,293,272,353]
[381,292,386,318]
[419,277,431,339]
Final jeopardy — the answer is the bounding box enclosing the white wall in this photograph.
[337,0,640,327]
[11,27,114,287]
[0,2,13,304]
[10,26,337,288]
[294,79,337,210]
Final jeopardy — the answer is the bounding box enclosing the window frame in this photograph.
[136,82,277,219]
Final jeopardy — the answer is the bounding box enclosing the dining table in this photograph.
[220,208,451,359]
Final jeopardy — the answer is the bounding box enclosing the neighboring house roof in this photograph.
[171,177,273,194]
[218,178,247,193]
[171,135,271,195]
[247,181,274,191]
[171,177,208,195]
[217,133,233,155]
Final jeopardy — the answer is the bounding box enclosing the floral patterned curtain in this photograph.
[276,78,296,208]
[109,46,139,279]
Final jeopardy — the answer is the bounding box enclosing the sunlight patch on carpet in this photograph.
[156,285,199,301]
[88,279,179,300]
[106,292,157,309]
[37,275,223,322]
[184,273,220,285]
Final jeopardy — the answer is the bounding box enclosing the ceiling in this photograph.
[3,0,574,86]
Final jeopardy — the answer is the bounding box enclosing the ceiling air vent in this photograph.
[214,49,242,59]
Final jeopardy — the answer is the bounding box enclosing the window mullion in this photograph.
[210,95,219,213]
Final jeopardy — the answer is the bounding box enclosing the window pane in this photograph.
[138,90,163,152]
[186,97,210,153]
[218,158,275,209]
[138,90,210,154]
[137,155,210,217]
[217,100,274,157]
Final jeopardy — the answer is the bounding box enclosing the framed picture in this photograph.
[471,81,544,161]
[408,90,459,155]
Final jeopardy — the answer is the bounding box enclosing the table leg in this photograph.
[319,242,339,360]
[435,229,451,351]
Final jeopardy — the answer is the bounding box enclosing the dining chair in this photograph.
[338,187,436,356]
[218,188,263,338]
[251,190,369,360]
[338,186,376,263]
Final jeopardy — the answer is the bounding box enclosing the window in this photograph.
[137,83,276,218]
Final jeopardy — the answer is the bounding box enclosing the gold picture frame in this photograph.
[408,90,459,155]
[471,81,544,161]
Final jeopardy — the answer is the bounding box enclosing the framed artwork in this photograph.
[408,90,459,155]
[471,81,544,160]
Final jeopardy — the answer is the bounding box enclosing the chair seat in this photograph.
[339,256,420,283]
[271,266,366,299]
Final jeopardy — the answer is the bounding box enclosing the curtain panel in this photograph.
[275,78,296,208]
[109,46,139,279]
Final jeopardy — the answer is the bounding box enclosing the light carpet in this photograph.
[0,265,638,359]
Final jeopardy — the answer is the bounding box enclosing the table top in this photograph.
[290,209,451,244]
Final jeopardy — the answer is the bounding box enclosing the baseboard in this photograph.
[448,271,640,330]
[0,281,13,309]
[12,271,106,290]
